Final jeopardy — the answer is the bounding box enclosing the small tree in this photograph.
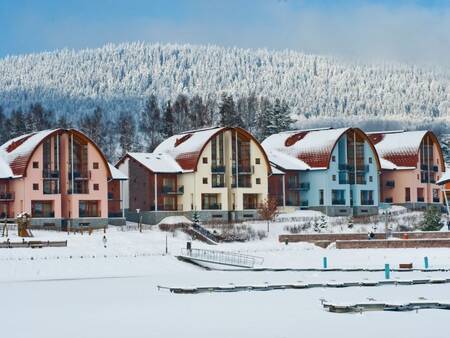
[258,198,278,232]
[421,206,443,231]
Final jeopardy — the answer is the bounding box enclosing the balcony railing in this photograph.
[287,182,310,190]
[417,197,425,202]
[43,187,59,194]
[300,200,309,207]
[32,211,55,218]
[339,178,350,184]
[386,180,395,188]
[42,170,60,179]
[361,200,374,206]
[286,200,300,206]
[232,165,254,174]
[332,199,346,205]
[338,164,369,172]
[212,182,225,188]
[211,165,226,173]
[68,170,90,180]
[202,203,222,210]
[243,203,263,210]
[433,198,440,203]
[108,212,123,218]
[155,204,183,211]
[339,163,351,171]
[0,192,14,201]
[162,185,184,195]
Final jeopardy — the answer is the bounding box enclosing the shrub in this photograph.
[421,206,443,231]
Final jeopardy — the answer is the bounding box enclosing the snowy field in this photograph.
[2,224,450,338]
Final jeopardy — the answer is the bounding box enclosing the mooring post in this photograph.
[424,256,429,269]
[385,263,390,279]
[323,257,328,269]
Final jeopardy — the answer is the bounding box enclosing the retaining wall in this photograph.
[336,238,450,249]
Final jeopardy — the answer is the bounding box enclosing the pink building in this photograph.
[0,129,126,229]
[368,130,445,209]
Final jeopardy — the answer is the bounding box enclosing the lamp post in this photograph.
[136,208,141,233]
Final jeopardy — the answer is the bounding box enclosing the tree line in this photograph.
[0,93,292,161]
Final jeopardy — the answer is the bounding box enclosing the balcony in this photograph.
[287,182,309,191]
[33,211,55,218]
[243,203,263,210]
[339,163,351,171]
[162,185,184,195]
[232,165,254,174]
[211,165,226,174]
[202,203,222,210]
[386,180,395,188]
[43,187,59,194]
[356,179,367,185]
[108,212,123,218]
[42,170,60,179]
[157,204,183,211]
[68,170,90,180]
[286,200,300,207]
[0,192,14,201]
[212,182,225,188]
[417,197,425,202]
[332,199,346,205]
[361,200,374,206]
[339,178,350,184]
[433,198,440,203]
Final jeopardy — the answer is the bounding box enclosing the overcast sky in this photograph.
[1,0,450,66]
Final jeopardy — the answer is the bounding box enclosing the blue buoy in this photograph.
[385,263,390,279]
[323,257,328,269]
[424,256,429,269]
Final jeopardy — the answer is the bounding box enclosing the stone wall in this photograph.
[336,239,450,249]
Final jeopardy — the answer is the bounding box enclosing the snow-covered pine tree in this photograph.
[140,94,161,151]
[116,111,137,156]
[162,100,175,139]
[79,106,107,153]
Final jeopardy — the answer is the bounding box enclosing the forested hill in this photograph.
[0,42,449,122]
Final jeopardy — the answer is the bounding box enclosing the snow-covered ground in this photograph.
[2,223,450,338]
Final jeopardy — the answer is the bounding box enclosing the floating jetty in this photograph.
[159,277,450,294]
[324,301,450,313]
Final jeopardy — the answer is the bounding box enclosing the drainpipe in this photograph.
[154,173,158,211]
[282,174,286,208]
[121,180,125,218]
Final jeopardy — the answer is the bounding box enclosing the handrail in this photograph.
[180,248,264,268]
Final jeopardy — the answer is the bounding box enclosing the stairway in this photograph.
[183,224,219,245]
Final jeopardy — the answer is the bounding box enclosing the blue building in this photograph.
[263,128,381,217]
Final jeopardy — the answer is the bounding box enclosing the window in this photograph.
[212,174,225,188]
[201,194,220,210]
[332,155,336,162]
[33,161,39,169]
[368,157,372,164]
[31,201,54,218]
[93,184,99,191]
[319,190,324,205]
[417,188,424,202]
[33,183,39,191]
[332,190,345,205]
[255,158,261,164]
[79,200,100,217]
[202,157,208,164]
[93,162,99,169]
[360,190,374,205]
[433,189,440,203]
[369,176,373,182]
[405,187,411,202]
[202,177,208,184]
[256,178,261,185]
[332,175,336,181]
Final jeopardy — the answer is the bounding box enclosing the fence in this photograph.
[180,248,264,268]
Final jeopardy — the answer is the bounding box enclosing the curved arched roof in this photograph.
[0,129,112,178]
[153,126,272,173]
[368,130,444,170]
[262,127,381,170]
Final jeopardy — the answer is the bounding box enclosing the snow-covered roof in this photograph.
[0,129,59,177]
[126,152,186,173]
[437,167,450,185]
[368,130,435,170]
[270,164,285,175]
[153,127,225,170]
[262,128,349,170]
[108,163,128,180]
[0,155,15,179]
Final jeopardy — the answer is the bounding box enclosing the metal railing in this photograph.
[0,192,14,201]
[42,169,60,179]
[162,185,184,194]
[211,165,226,173]
[180,248,264,268]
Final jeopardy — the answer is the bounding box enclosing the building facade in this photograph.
[118,127,271,224]
[0,129,125,229]
[263,128,381,216]
[368,130,445,210]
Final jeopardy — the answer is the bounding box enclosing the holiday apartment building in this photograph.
[368,130,445,210]
[117,126,271,223]
[262,128,381,216]
[0,129,126,229]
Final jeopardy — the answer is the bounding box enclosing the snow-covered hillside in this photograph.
[1,42,449,122]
